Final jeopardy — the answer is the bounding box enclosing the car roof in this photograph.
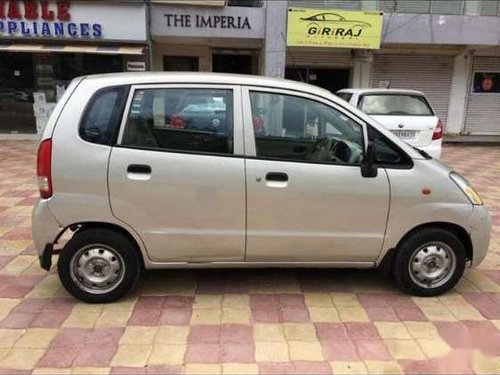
[81,72,334,97]
[337,88,426,96]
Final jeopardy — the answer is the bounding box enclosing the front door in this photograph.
[243,88,390,263]
[108,85,246,262]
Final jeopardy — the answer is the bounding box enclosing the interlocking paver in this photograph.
[0,141,499,373]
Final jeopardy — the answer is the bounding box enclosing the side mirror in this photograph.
[361,141,378,178]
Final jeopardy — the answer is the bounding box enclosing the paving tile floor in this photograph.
[0,141,499,374]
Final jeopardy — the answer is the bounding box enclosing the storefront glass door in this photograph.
[212,53,254,75]
[285,68,350,93]
[0,53,36,134]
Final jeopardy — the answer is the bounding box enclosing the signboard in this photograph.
[127,61,147,72]
[472,72,500,94]
[287,8,383,49]
[151,0,225,6]
[150,4,265,39]
[0,0,147,42]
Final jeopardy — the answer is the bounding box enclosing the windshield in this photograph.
[360,94,434,116]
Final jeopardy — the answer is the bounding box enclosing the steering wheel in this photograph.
[307,137,345,163]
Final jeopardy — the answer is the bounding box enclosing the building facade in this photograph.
[0,0,148,135]
[1,0,499,137]
[149,0,286,78]
[282,0,500,136]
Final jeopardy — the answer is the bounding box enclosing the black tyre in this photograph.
[58,228,141,303]
[392,228,466,297]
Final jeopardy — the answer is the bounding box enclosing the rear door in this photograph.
[108,84,246,262]
[358,93,438,148]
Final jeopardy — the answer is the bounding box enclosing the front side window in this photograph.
[121,88,233,155]
[80,86,128,145]
[249,91,364,165]
[359,94,434,116]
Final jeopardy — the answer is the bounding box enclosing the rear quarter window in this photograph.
[79,85,129,145]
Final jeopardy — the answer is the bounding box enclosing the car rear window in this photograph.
[359,94,434,116]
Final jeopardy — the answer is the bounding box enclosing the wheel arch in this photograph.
[66,222,146,269]
[379,221,473,268]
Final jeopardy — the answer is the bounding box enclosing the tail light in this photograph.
[432,119,443,140]
[37,139,52,199]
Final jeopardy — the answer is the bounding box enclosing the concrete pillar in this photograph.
[352,50,373,88]
[261,1,287,77]
[445,51,472,134]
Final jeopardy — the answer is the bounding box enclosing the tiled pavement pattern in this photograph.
[0,140,499,374]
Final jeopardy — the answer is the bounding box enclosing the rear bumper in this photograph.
[32,199,61,268]
[469,205,492,267]
[418,139,442,159]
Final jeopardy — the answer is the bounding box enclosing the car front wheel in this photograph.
[392,228,466,296]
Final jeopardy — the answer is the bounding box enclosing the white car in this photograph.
[336,89,443,159]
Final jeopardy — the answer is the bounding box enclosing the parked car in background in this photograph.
[336,89,443,159]
[33,73,490,303]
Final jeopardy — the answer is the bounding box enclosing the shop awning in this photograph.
[0,44,144,55]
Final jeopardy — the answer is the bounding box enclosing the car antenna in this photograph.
[280,31,305,83]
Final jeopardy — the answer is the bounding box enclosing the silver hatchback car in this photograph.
[32,73,491,303]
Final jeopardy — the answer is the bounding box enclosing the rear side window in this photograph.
[80,86,129,145]
[359,94,434,116]
[121,88,233,155]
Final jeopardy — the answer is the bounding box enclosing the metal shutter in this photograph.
[480,0,500,16]
[288,0,361,10]
[430,1,464,15]
[394,0,431,13]
[371,54,454,124]
[286,48,353,68]
[380,0,464,14]
[464,57,500,135]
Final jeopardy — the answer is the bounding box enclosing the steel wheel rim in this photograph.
[408,241,457,289]
[70,244,125,295]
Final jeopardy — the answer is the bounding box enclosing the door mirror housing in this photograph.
[361,142,378,178]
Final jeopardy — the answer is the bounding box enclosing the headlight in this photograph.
[449,172,483,205]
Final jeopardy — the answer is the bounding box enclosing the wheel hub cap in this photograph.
[70,246,125,295]
[409,242,457,289]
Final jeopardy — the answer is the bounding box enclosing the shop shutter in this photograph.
[480,0,500,16]
[464,57,500,134]
[429,0,464,15]
[286,48,352,68]
[371,54,454,124]
[380,0,464,14]
[394,0,431,13]
[288,0,361,10]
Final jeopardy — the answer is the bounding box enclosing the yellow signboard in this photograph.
[287,8,383,49]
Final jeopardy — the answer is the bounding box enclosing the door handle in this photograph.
[266,172,288,182]
[127,164,151,174]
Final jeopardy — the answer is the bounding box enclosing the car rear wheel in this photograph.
[58,228,141,303]
[392,228,466,296]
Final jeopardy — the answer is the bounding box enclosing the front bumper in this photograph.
[32,199,61,269]
[469,205,492,267]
